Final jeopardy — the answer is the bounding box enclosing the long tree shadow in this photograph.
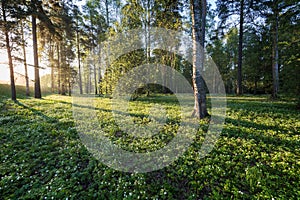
[227,99,299,115]
[223,118,300,150]
[2,98,205,199]
[0,99,102,197]
[225,117,298,134]
[16,100,59,123]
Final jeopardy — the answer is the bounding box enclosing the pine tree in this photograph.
[0,0,18,101]
[216,0,259,95]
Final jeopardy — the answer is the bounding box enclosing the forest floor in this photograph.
[0,85,299,199]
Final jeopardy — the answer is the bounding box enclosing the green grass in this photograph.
[0,84,29,99]
[0,84,52,99]
[0,92,299,199]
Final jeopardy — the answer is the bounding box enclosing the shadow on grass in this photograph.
[48,95,184,123]
[16,100,58,123]
[2,94,299,199]
[227,99,298,113]
[223,118,300,150]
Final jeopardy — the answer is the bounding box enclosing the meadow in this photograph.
[0,84,299,199]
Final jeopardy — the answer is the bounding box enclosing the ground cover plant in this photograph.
[0,92,299,199]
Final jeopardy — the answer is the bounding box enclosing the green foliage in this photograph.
[214,0,299,97]
[121,0,144,29]
[0,94,299,199]
[100,49,146,95]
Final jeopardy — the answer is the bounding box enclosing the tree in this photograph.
[191,0,208,118]
[56,1,76,96]
[237,0,244,95]
[207,35,232,93]
[82,0,107,95]
[0,0,17,101]
[276,0,299,105]
[21,0,57,98]
[36,0,59,94]
[261,0,280,98]
[272,4,279,99]
[31,11,41,98]
[37,0,78,96]
[216,0,259,95]
[152,0,183,94]
[20,19,30,96]
[256,0,299,99]
[73,6,83,94]
[29,1,41,98]
[243,26,265,94]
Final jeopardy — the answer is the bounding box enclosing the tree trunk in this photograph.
[49,41,55,93]
[32,15,42,98]
[105,0,109,26]
[60,43,66,95]
[98,48,102,95]
[94,61,98,95]
[254,79,257,95]
[68,60,71,96]
[191,0,208,119]
[21,20,30,97]
[76,22,83,94]
[272,6,279,99]
[85,64,89,94]
[145,0,151,96]
[88,8,97,95]
[89,65,92,94]
[237,0,244,95]
[2,2,16,101]
[57,44,61,94]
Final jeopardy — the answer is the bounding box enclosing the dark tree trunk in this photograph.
[2,1,16,101]
[145,0,151,96]
[76,23,83,94]
[68,60,71,96]
[89,65,92,94]
[272,6,279,99]
[49,41,55,93]
[57,44,61,94]
[237,0,244,95]
[21,20,30,97]
[60,43,66,95]
[98,49,102,95]
[85,71,89,94]
[105,0,109,26]
[254,79,257,95]
[94,61,98,95]
[32,15,42,98]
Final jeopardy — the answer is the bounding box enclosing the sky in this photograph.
[0,0,217,83]
[0,50,9,83]
[208,0,217,9]
[0,48,49,84]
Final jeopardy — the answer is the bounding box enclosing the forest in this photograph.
[0,0,299,199]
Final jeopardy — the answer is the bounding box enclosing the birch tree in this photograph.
[191,0,208,118]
